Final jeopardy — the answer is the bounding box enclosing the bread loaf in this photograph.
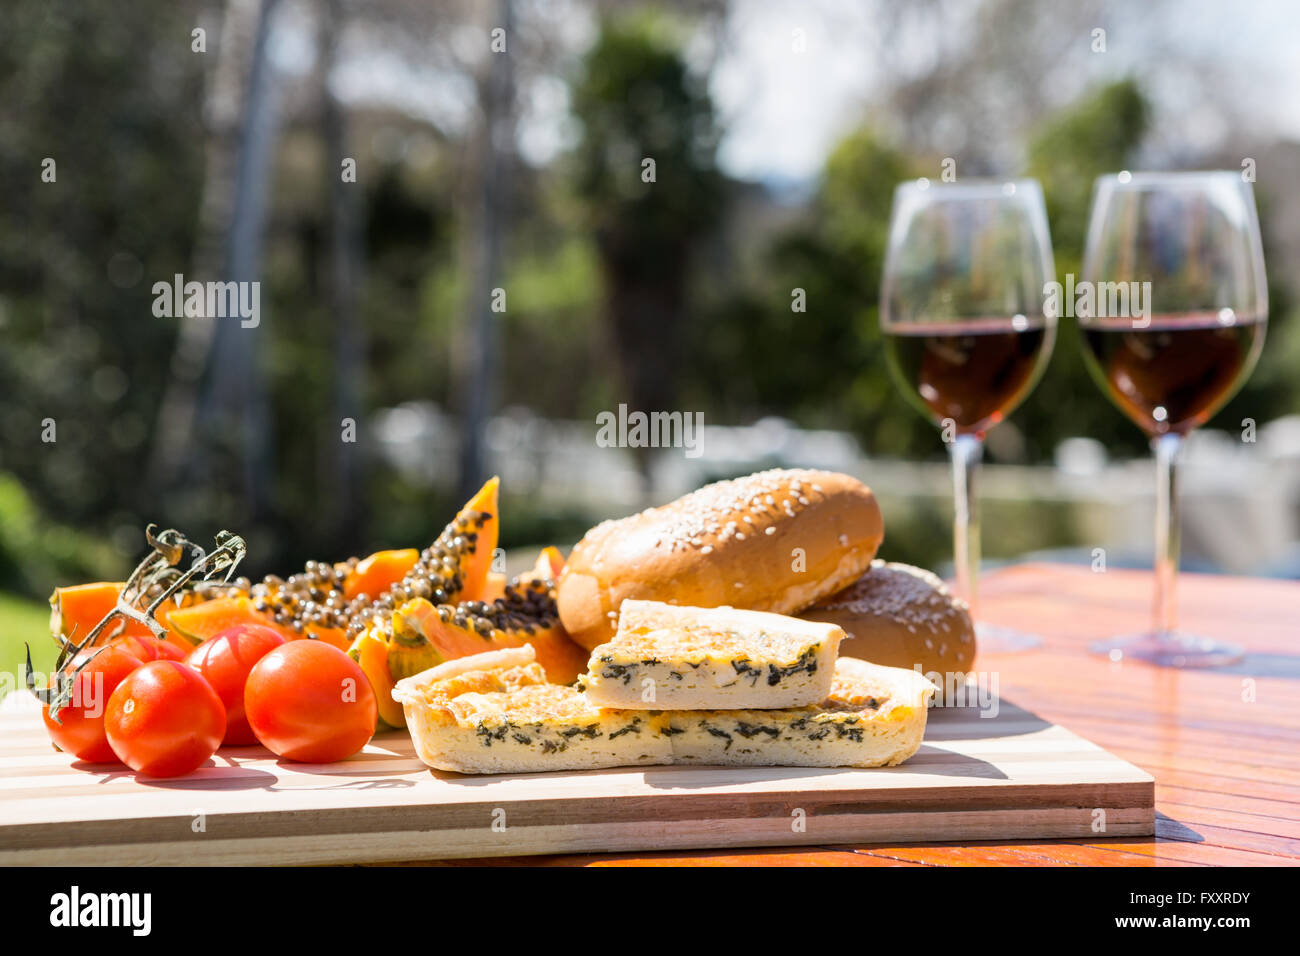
[556,469,885,650]
[799,560,975,676]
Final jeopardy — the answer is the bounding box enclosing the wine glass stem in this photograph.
[949,432,983,621]
[1152,432,1183,640]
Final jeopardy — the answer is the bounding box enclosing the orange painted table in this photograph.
[397,563,1300,867]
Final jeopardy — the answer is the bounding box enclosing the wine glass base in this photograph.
[1089,632,1244,668]
[975,622,1042,654]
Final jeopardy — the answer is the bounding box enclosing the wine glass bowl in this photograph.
[1078,172,1268,438]
[1078,171,1268,667]
[880,179,1058,655]
[882,180,1058,436]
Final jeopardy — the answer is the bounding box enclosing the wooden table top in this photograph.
[403,563,1300,867]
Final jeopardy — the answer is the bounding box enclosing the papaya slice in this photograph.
[518,546,565,585]
[480,572,507,602]
[165,597,314,647]
[393,595,588,685]
[343,548,420,602]
[305,626,351,650]
[384,641,444,683]
[537,546,565,580]
[50,581,196,655]
[455,476,499,602]
[49,582,152,640]
[348,630,409,728]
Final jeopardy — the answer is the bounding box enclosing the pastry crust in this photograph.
[393,645,935,774]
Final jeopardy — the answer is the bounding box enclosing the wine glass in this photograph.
[1078,171,1267,667]
[880,179,1058,654]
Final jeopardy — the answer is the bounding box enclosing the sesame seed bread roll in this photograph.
[557,469,885,651]
[799,560,976,677]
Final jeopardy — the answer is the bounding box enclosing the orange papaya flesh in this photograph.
[343,548,420,602]
[50,582,198,658]
[516,546,565,586]
[348,630,407,728]
[538,546,565,580]
[49,582,153,641]
[165,597,300,645]
[304,626,351,650]
[166,596,351,649]
[480,572,507,602]
[394,596,588,685]
[455,476,499,603]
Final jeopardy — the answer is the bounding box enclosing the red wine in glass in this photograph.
[1079,170,1269,668]
[885,318,1051,436]
[1081,312,1265,436]
[880,179,1058,656]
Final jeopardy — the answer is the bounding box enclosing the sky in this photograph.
[309,0,1300,186]
[707,0,1300,183]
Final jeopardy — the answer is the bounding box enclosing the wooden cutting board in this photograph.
[0,691,1152,864]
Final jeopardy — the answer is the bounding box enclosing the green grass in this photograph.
[0,592,53,701]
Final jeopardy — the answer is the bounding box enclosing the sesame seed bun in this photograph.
[799,560,976,677]
[556,469,884,651]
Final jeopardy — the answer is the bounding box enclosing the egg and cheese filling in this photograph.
[580,601,844,710]
[398,656,932,772]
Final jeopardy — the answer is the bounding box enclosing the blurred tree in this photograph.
[0,0,208,588]
[1028,79,1149,272]
[684,130,938,458]
[455,0,516,501]
[571,14,724,484]
[157,0,281,530]
[1017,78,1152,461]
[150,0,256,506]
[319,0,366,549]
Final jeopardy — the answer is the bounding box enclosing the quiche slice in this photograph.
[581,601,844,710]
[393,645,936,775]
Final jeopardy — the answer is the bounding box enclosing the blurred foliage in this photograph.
[1024,79,1297,459]
[0,6,1297,603]
[1019,79,1153,460]
[0,474,125,598]
[0,1,206,531]
[685,130,938,459]
[571,14,724,455]
[0,592,52,701]
[874,492,1086,572]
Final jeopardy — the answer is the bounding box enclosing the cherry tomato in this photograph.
[187,624,286,745]
[42,645,144,764]
[109,634,188,663]
[105,661,226,777]
[244,640,377,763]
